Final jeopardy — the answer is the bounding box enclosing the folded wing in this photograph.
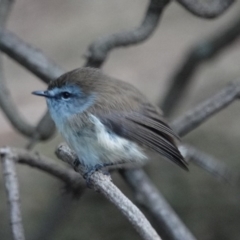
[95,105,188,170]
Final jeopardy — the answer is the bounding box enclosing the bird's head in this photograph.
[32,68,100,124]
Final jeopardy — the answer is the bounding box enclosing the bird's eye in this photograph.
[61,92,71,100]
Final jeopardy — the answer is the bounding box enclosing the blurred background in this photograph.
[1,1,240,239]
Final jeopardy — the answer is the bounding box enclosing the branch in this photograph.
[0,148,26,240]
[171,83,239,183]
[0,78,56,141]
[85,0,170,68]
[161,14,240,116]
[56,144,162,240]
[0,77,39,136]
[121,169,197,240]
[0,0,167,141]
[176,0,235,19]
[120,80,239,237]
[26,111,56,149]
[0,5,186,239]
[0,4,25,238]
[122,82,238,237]
[120,56,237,240]
[0,3,233,239]
[0,147,85,195]
[0,0,42,138]
[171,82,240,137]
[0,29,64,83]
[179,145,236,184]
[0,29,62,141]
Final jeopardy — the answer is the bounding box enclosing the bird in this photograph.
[32,67,187,179]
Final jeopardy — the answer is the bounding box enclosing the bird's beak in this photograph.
[32,90,52,98]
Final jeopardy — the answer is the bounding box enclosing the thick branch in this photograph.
[121,169,197,240]
[85,0,170,68]
[0,29,64,83]
[0,147,84,194]
[161,14,240,116]
[1,148,25,240]
[171,82,240,137]
[56,144,161,240]
[176,0,235,19]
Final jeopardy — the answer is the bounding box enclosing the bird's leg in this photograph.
[83,163,113,188]
[73,157,80,172]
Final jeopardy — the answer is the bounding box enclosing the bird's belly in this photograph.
[62,124,147,169]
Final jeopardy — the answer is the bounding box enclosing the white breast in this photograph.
[59,114,147,169]
[89,114,147,163]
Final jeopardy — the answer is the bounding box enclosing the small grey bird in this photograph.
[32,67,187,178]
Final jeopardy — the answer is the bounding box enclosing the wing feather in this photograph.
[95,110,188,170]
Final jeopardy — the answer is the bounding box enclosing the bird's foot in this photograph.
[83,163,113,188]
[73,158,80,172]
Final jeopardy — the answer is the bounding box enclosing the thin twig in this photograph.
[121,169,197,240]
[179,144,235,184]
[0,148,25,240]
[176,0,235,19]
[161,14,240,116]
[85,0,170,68]
[56,144,162,240]
[171,82,240,137]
